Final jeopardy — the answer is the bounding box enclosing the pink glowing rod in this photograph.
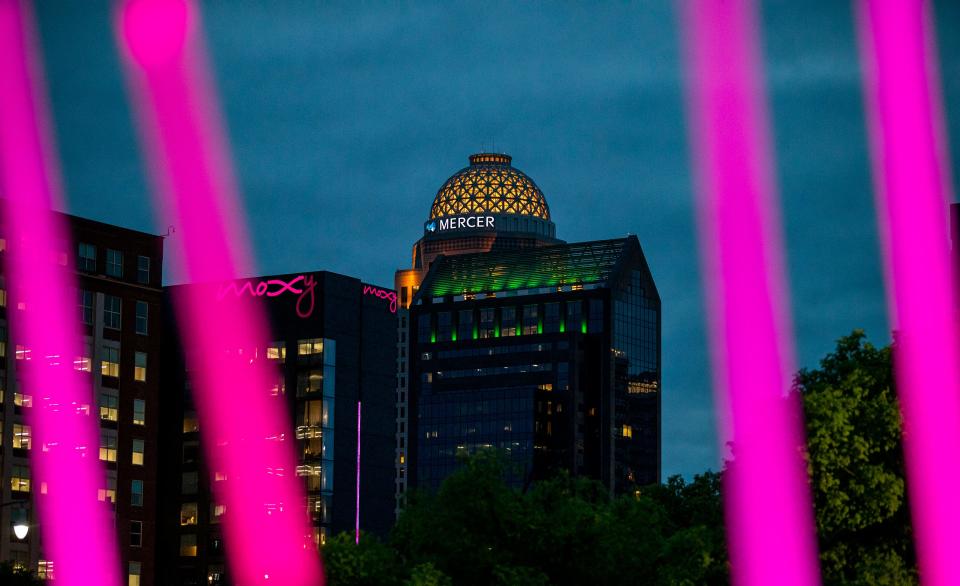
[856,2,960,584]
[115,0,323,583]
[355,401,362,545]
[0,1,121,584]
[679,1,820,584]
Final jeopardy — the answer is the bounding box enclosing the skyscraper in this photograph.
[396,154,660,503]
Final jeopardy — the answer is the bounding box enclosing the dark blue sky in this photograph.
[34,1,960,478]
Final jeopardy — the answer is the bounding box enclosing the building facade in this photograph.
[0,213,164,585]
[158,271,396,585]
[396,153,661,504]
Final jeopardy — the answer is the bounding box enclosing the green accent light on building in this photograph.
[559,320,565,333]
[431,332,436,344]
[581,320,587,334]
[451,329,457,342]
[538,322,543,335]
[420,240,628,297]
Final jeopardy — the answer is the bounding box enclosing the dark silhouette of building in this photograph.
[0,213,164,586]
[395,153,661,503]
[157,271,396,586]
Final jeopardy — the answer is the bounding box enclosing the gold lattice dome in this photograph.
[429,153,551,221]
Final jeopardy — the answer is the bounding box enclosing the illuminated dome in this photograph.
[429,153,551,221]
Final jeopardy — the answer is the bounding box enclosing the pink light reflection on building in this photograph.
[679,1,820,584]
[115,0,324,583]
[0,1,121,584]
[856,2,960,584]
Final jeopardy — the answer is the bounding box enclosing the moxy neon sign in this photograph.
[363,285,397,313]
[217,275,316,318]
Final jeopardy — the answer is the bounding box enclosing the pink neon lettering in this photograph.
[363,284,397,313]
[216,274,316,318]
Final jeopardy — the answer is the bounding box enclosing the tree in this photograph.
[796,330,916,585]
[0,562,44,586]
[322,531,402,586]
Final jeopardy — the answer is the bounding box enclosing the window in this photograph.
[137,255,150,285]
[297,369,323,396]
[78,242,96,272]
[0,288,5,308]
[180,534,197,557]
[131,480,144,506]
[38,560,54,581]
[75,339,92,372]
[544,302,561,333]
[104,295,121,330]
[211,503,226,524]
[80,290,94,325]
[130,521,143,547]
[297,338,323,356]
[99,476,117,503]
[183,410,199,433]
[106,249,123,278]
[13,423,31,450]
[523,304,539,335]
[418,314,432,343]
[567,301,583,333]
[589,299,604,333]
[128,562,142,586]
[0,326,5,358]
[182,472,199,494]
[11,464,30,492]
[182,441,200,465]
[267,341,286,361]
[180,502,198,526]
[133,399,145,425]
[479,308,495,338]
[100,430,117,462]
[502,307,518,337]
[622,424,633,438]
[270,373,286,396]
[436,311,452,342]
[457,310,473,341]
[132,439,144,466]
[14,392,32,408]
[135,301,148,335]
[101,346,120,377]
[134,352,147,382]
[100,393,119,421]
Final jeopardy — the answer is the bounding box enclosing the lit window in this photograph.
[133,399,146,425]
[183,411,199,433]
[128,561,142,586]
[622,424,633,439]
[130,521,143,547]
[297,338,323,356]
[137,255,150,285]
[104,295,121,330]
[179,534,197,557]
[270,373,285,396]
[267,341,286,361]
[0,326,5,358]
[502,307,518,337]
[77,242,96,272]
[131,479,144,506]
[296,369,323,396]
[38,560,54,581]
[75,339,93,371]
[11,464,30,492]
[98,476,117,503]
[135,301,148,335]
[132,439,144,466]
[134,352,147,382]
[0,288,7,308]
[106,249,123,278]
[211,503,225,524]
[101,346,120,377]
[100,430,118,462]
[15,344,31,361]
[180,502,198,526]
[13,423,31,450]
[100,394,119,421]
[80,290,94,325]
[14,392,32,408]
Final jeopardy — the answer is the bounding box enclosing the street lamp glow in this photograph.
[13,522,28,540]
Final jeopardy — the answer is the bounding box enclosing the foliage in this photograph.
[322,531,403,586]
[0,562,44,586]
[796,330,916,585]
